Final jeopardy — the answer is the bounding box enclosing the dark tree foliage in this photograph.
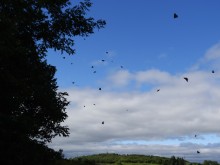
[0,0,105,164]
[203,160,219,165]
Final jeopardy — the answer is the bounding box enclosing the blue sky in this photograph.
[47,0,220,163]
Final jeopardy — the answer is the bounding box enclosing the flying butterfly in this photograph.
[174,13,178,19]
[184,77,188,82]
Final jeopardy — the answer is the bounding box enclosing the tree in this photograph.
[170,156,176,165]
[0,0,105,164]
[203,160,219,165]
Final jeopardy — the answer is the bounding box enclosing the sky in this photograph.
[46,0,220,163]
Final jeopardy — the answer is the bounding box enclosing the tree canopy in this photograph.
[0,0,105,164]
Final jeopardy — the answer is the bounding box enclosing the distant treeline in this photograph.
[55,153,219,165]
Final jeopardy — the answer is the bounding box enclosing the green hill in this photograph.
[55,153,217,165]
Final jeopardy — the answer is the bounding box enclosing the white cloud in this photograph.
[105,69,180,91]
[191,42,220,70]
[134,69,174,85]
[204,42,220,61]
[106,70,132,87]
[64,72,220,141]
